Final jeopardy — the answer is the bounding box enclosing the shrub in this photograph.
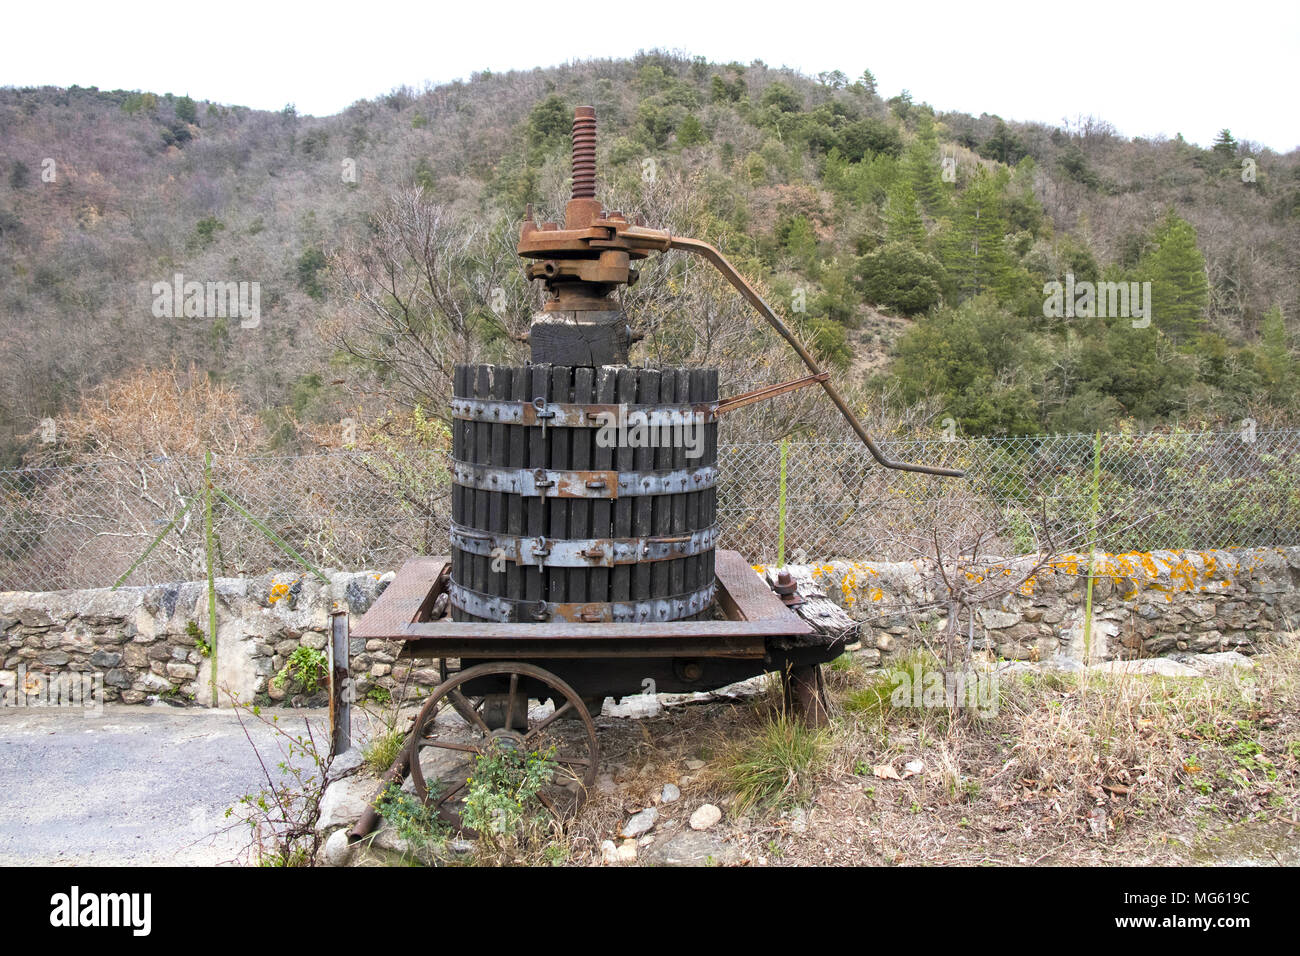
[857,242,946,315]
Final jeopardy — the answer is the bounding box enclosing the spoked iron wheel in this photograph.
[408,662,599,827]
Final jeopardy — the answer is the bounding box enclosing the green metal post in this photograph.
[1082,431,1102,662]
[776,438,789,566]
[205,450,218,708]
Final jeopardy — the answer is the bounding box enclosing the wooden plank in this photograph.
[451,366,466,622]
[472,365,492,604]
[525,364,550,604]
[548,365,571,607]
[570,366,594,604]
[611,367,636,605]
[591,366,617,607]
[632,368,658,603]
[397,636,766,659]
[397,619,788,641]
[685,368,707,619]
[506,366,529,603]
[713,549,793,622]
[652,368,674,606]
[356,551,810,642]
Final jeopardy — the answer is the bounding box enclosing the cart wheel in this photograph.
[408,662,599,826]
[438,658,484,726]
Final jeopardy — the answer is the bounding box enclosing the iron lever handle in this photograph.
[655,235,965,478]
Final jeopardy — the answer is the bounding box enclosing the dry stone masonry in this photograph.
[1,570,442,707]
[772,547,1300,665]
[3,547,1298,708]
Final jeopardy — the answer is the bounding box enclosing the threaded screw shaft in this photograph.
[571,106,596,200]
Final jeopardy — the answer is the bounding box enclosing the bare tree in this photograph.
[325,188,531,415]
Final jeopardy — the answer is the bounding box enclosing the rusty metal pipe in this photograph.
[662,236,965,478]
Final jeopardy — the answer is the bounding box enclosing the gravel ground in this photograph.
[0,703,334,865]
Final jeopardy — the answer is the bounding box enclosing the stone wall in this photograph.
[0,570,442,708]
[774,547,1300,665]
[5,547,1298,708]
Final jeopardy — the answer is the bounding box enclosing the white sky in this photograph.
[6,0,1298,151]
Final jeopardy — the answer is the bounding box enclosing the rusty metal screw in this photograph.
[571,106,596,199]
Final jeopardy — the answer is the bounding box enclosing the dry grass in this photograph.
[551,638,1300,866]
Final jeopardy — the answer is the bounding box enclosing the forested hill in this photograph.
[1,52,1298,467]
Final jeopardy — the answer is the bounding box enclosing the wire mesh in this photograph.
[2,430,1297,591]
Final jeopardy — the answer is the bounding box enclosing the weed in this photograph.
[719,714,828,815]
[461,742,560,858]
[185,619,211,657]
[223,689,332,866]
[364,727,406,774]
[375,784,449,860]
[273,646,327,695]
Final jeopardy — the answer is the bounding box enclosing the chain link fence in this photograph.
[3,430,1298,592]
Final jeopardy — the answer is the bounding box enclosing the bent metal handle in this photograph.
[662,236,965,479]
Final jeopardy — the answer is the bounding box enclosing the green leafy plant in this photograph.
[185,619,211,657]
[375,784,448,860]
[460,742,558,848]
[223,691,333,866]
[273,646,327,695]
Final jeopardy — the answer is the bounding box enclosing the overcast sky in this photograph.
[7,0,1297,151]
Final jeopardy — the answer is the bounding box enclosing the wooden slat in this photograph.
[611,367,637,606]
[548,365,571,606]
[525,364,551,604]
[505,366,529,602]
[632,368,658,603]
[591,366,617,606]
[570,366,594,604]
[397,636,766,658]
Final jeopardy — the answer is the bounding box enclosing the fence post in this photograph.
[776,438,789,565]
[329,605,351,756]
[204,449,218,708]
[1082,431,1102,663]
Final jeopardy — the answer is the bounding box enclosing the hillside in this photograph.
[2,52,1298,467]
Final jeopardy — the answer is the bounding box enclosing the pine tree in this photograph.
[1258,305,1293,406]
[677,114,707,147]
[884,181,925,245]
[1211,128,1237,158]
[904,114,946,215]
[940,167,1011,300]
[1140,210,1209,344]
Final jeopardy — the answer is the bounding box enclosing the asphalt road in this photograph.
[0,704,340,865]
